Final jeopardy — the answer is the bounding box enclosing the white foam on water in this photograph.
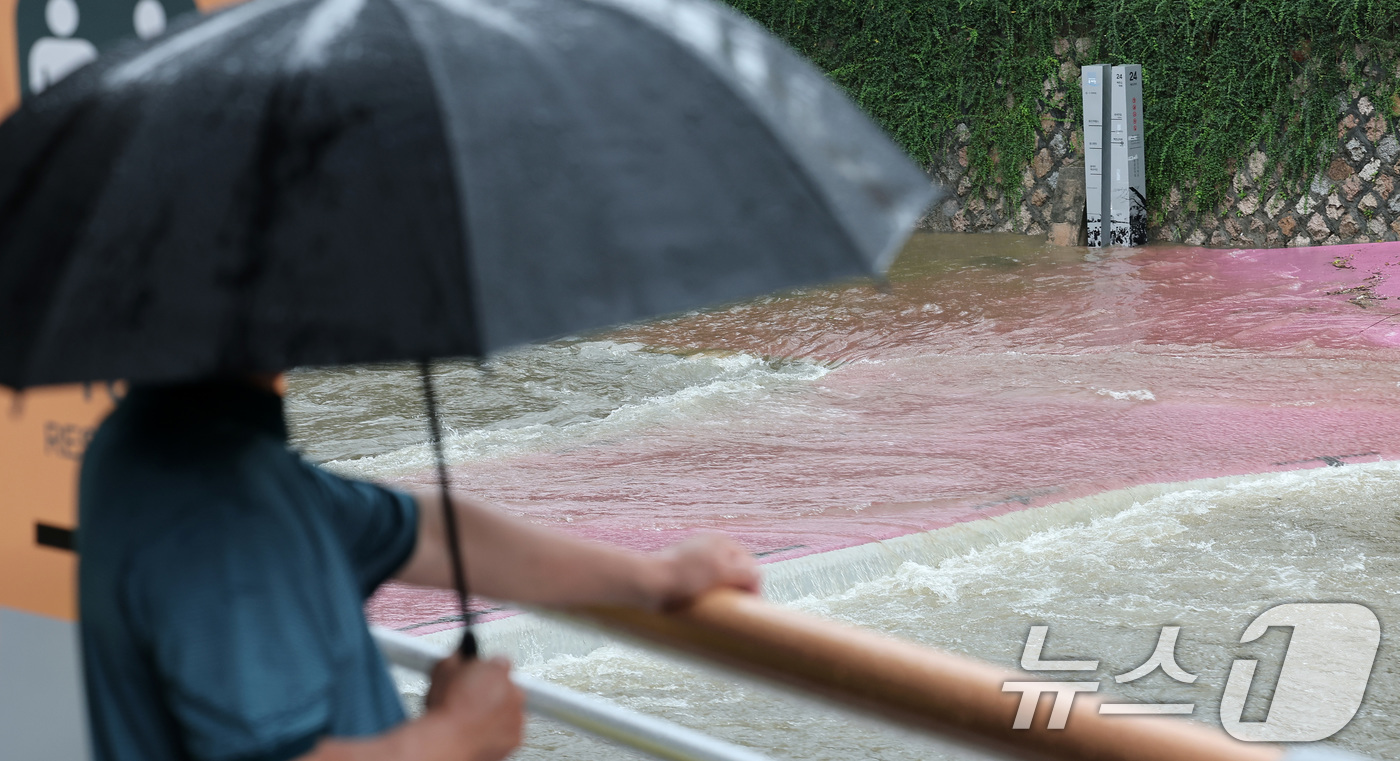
[1093,387,1156,401]
[318,343,831,481]
[407,463,1400,760]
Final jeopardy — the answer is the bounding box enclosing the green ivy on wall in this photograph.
[728,0,1400,214]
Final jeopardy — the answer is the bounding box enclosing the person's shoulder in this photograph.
[288,459,416,525]
[287,454,389,494]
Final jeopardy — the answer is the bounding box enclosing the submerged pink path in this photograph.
[367,236,1400,634]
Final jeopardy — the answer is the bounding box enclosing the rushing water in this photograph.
[284,233,1400,759]
[460,463,1400,761]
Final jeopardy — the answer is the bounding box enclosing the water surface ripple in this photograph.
[284,234,1400,758]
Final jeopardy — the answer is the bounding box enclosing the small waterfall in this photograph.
[409,468,1325,668]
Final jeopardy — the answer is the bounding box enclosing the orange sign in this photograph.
[0,0,247,619]
[0,386,114,619]
[0,0,15,117]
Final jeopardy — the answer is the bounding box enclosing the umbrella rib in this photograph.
[382,0,490,356]
[571,0,871,269]
[107,0,305,88]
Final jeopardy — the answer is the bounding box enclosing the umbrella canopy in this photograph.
[0,0,933,389]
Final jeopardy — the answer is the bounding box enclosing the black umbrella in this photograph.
[0,0,933,655]
[0,0,932,387]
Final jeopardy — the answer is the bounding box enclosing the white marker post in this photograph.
[1109,64,1146,246]
[1080,65,1112,248]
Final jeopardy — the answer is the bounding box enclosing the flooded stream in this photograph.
[286,233,1400,759]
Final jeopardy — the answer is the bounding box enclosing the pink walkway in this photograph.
[367,238,1400,633]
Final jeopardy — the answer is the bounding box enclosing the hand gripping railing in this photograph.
[378,591,1374,761]
[371,626,773,761]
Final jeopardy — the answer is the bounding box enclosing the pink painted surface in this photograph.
[366,237,1400,634]
[1223,240,1400,301]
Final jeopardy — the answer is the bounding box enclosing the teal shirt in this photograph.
[78,382,419,761]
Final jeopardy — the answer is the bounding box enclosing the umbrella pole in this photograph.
[420,360,478,658]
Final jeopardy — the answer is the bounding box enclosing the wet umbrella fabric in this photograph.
[0,0,933,389]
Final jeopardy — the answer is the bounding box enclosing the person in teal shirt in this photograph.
[79,377,759,761]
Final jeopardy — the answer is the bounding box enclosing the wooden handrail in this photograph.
[574,589,1282,761]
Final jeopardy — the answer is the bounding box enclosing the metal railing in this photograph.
[376,593,1372,761]
[372,626,772,761]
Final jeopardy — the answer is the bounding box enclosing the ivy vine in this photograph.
[727,0,1400,214]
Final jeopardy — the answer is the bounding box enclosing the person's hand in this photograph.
[653,533,760,610]
[425,655,524,761]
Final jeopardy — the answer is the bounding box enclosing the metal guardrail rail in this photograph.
[377,594,1373,761]
[371,626,773,761]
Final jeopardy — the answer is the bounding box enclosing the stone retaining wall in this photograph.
[918,39,1400,248]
